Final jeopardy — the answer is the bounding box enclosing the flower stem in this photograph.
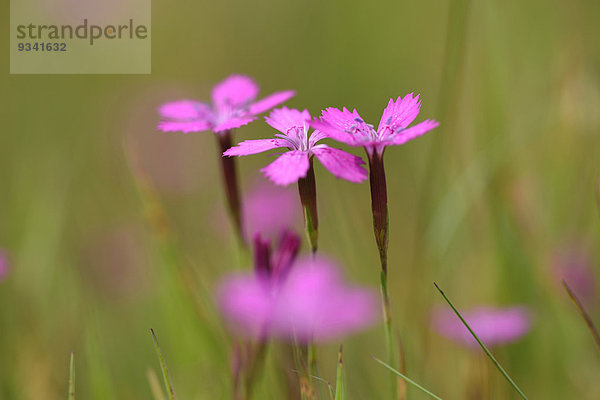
[297,158,319,254]
[562,279,600,351]
[367,152,398,398]
[244,341,269,399]
[217,130,245,245]
[68,351,75,400]
[372,357,443,400]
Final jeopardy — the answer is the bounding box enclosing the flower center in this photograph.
[345,117,378,142]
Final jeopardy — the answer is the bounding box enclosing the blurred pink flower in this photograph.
[312,94,439,157]
[243,180,302,240]
[157,75,295,134]
[219,253,377,342]
[553,248,596,306]
[0,250,9,281]
[432,306,531,348]
[224,107,367,186]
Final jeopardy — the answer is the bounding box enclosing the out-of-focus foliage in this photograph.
[1,0,600,398]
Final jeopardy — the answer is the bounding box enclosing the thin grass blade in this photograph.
[67,351,75,400]
[372,357,443,400]
[562,279,600,351]
[433,282,528,400]
[150,329,177,400]
[310,375,334,400]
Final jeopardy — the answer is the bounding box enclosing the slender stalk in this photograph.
[291,340,313,400]
[307,343,316,383]
[367,151,397,397]
[150,329,177,400]
[562,279,600,351]
[372,357,443,400]
[335,346,345,400]
[433,283,528,400]
[244,341,269,399]
[67,351,75,400]
[217,130,245,245]
[297,158,319,254]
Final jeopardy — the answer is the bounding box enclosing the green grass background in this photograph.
[1,0,600,398]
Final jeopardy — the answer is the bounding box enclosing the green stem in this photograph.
[67,351,75,400]
[150,329,177,400]
[433,283,528,400]
[372,357,443,400]
[244,341,269,399]
[562,279,600,351]
[335,346,344,400]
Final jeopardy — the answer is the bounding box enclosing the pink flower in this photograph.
[0,250,8,281]
[312,93,439,156]
[223,107,368,186]
[219,254,377,342]
[157,75,295,134]
[432,306,532,348]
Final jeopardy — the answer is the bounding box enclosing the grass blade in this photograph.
[150,329,177,400]
[433,282,528,400]
[562,279,600,351]
[335,345,344,400]
[310,375,334,400]
[67,351,75,400]
[372,357,443,400]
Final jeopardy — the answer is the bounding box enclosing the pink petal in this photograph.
[224,138,289,157]
[308,130,328,147]
[158,100,211,121]
[432,306,531,348]
[377,93,422,136]
[157,120,211,133]
[261,151,310,186]
[391,119,439,145]
[249,91,296,115]
[213,116,257,132]
[312,108,367,146]
[312,146,367,183]
[218,275,273,338]
[265,107,311,135]
[271,257,378,341]
[211,75,259,108]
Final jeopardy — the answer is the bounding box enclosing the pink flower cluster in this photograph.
[312,94,439,157]
[218,233,377,342]
[224,107,367,185]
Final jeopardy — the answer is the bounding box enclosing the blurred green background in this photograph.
[2,0,600,398]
